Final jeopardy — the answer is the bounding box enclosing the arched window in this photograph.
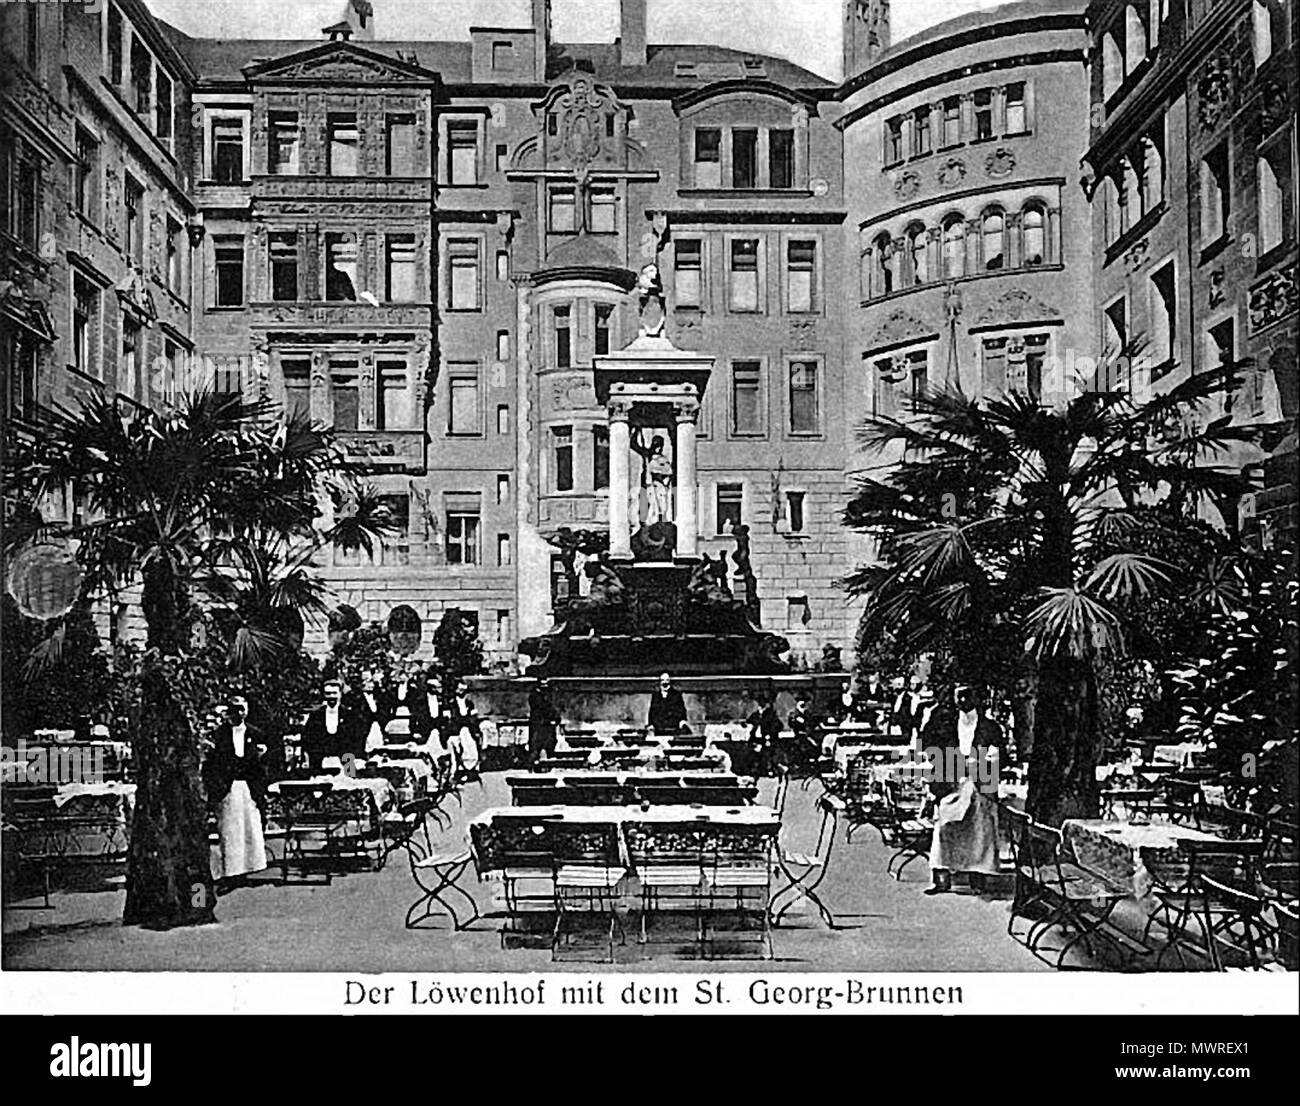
[1103,31,1124,100]
[1124,6,1148,74]
[1141,132,1164,210]
[982,208,1005,271]
[873,232,894,297]
[942,215,966,279]
[1022,203,1046,266]
[906,223,928,285]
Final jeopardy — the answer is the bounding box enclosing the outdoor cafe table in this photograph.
[1152,742,1209,768]
[1062,818,1225,900]
[51,781,135,856]
[510,770,742,786]
[834,744,913,773]
[268,776,394,834]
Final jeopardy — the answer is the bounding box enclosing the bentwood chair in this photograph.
[1004,806,1049,942]
[550,822,628,963]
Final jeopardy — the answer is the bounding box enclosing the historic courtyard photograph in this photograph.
[1,0,1296,979]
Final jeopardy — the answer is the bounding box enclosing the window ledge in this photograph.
[860,262,1065,307]
[1256,242,1297,275]
[441,182,491,190]
[207,305,246,312]
[782,532,812,542]
[1103,201,1168,266]
[678,188,813,199]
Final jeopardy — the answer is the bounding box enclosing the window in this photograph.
[786,596,811,629]
[448,371,480,436]
[595,304,614,356]
[885,117,904,164]
[1022,204,1046,266]
[593,426,610,491]
[328,114,359,177]
[788,360,820,435]
[941,97,962,147]
[6,331,37,425]
[496,474,511,504]
[124,176,144,266]
[387,115,418,176]
[983,337,1010,397]
[906,223,928,285]
[72,275,98,377]
[1125,5,1148,72]
[212,118,244,184]
[674,239,702,307]
[732,129,758,189]
[1003,84,1027,135]
[165,217,183,293]
[377,361,411,430]
[694,129,722,188]
[331,363,359,431]
[549,187,576,234]
[6,152,40,250]
[447,239,481,311]
[1024,335,1049,402]
[495,144,509,174]
[446,511,481,566]
[1149,260,1177,368]
[496,610,514,646]
[497,330,511,361]
[942,216,966,279]
[1258,135,1294,256]
[552,426,574,493]
[325,233,357,302]
[281,358,311,423]
[786,240,817,312]
[873,232,894,296]
[982,209,1005,271]
[554,305,572,368]
[872,349,928,417]
[214,237,244,307]
[589,186,617,233]
[786,491,806,534]
[1103,31,1124,101]
[716,484,744,535]
[1253,1,1281,67]
[497,535,513,567]
[74,129,98,219]
[108,5,123,84]
[447,121,479,185]
[770,129,795,189]
[973,91,994,140]
[729,238,760,312]
[1200,143,1229,245]
[130,36,152,116]
[1207,318,1235,403]
[269,113,299,175]
[913,107,932,157]
[386,234,418,303]
[909,354,929,407]
[497,404,510,434]
[121,317,140,401]
[493,40,516,68]
[156,72,173,141]
[731,361,763,435]
[981,335,1049,401]
[268,232,298,302]
[382,496,412,566]
[1104,297,1128,386]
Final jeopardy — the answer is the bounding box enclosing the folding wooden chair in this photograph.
[550,822,627,963]
[701,823,776,960]
[626,822,706,954]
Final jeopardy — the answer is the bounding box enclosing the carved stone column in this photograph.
[674,399,700,558]
[608,399,632,559]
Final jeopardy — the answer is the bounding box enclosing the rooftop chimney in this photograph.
[533,0,552,79]
[620,0,648,69]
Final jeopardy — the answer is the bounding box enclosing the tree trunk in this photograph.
[1027,655,1102,827]
[122,559,217,929]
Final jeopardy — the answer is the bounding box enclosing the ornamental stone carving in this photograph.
[867,309,931,352]
[1249,263,1298,336]
[894,170,921,200]
[971,288,1060,329]
[937,158,966,188]
[985,147,1016,178]
[1196,54,1236,133]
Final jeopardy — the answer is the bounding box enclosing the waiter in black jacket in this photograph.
[647,672,689,737]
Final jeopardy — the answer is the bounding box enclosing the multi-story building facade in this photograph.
[1083,0,1297,545]
[162,0,864,666]
[2,0,197,641]
[841,0,1095,458]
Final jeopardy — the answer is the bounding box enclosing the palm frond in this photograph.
[1023,587,1126,660]
[1083,553,1178,602]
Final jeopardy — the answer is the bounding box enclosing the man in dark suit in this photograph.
[441,678,482,779]
[647,672,689,737]
[348,669,389,753]
[528,679,561,765]
[919,684,1004,895]
[301,681,355,771]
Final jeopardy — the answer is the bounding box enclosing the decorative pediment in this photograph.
[520,75,640,176]
[672,80,819,116]
[243,42,437,85]
[867,309,932,353]
[972,289,1060,329]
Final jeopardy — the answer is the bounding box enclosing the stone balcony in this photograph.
[337,429,426,474]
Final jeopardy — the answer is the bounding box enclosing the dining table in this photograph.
[1062,818,1225,900]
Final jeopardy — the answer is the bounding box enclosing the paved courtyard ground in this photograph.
[5,775,1064,972]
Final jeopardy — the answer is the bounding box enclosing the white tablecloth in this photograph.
[1063,819,1222,899]
[51,781,138,809]
[1153,742,1208,767]
[473,803,778,828]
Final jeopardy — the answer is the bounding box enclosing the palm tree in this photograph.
[7,390,389,928]
[844,363,1262,825]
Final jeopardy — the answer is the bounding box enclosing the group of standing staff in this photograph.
[301,668,482,781]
